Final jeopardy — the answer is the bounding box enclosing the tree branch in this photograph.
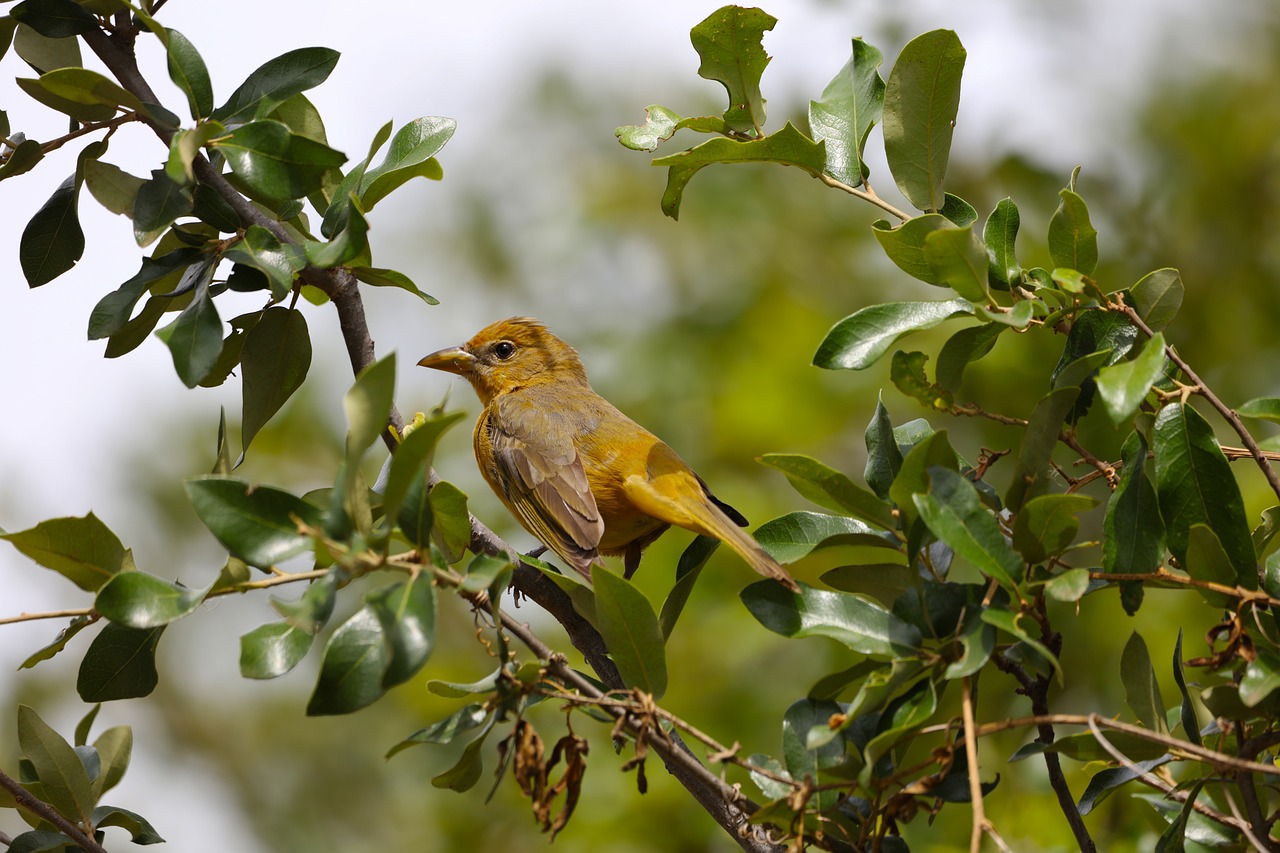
[0,766,107,853]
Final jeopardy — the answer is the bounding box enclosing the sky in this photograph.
[0,1,1270,849]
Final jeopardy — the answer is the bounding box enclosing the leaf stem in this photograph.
[818,174,912,222]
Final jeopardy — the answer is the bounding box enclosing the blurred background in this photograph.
[3,0,1280,850]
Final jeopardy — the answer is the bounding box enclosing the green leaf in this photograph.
[94,572,205,628]
[1047,729,1167,762]
[20,174,84,287]
[659,535,718,640]
[89,725,131,798]
[813,298,972,370]
[381,409,466,526]
[87,249,198,339]
[1005,386,1080,513]
[212,46,340,127]
[15,74,117,123]
[352,266,439,305]
[758,454,895,530]
[689,5,775,134]
[593,566,668,698]
[914,468,1022,591]
[240,307,311,456]
[306,607,388,715]
[427,668,501,698]
[863,677,938,769]
[889,430,959,532]
[366,575,436,688]
[223,224,305,299]
[216,120,346,202]
[883,29,966,211]
[980,608,1063,685]
[753,511,898,563]
[359,116,455,209]
[0,138,45,182]
[1154,403,1256,587]
[269,573,336,633]
[165,29,212,119]
[1239,647,1280,707]
[239,620,313,679]
[871,213,952,284]
[91,806,164,845]
[13,19,81,73]
[431,722,493,792]
[132,169,193,246]
[781,699,846,811]
[77,623,163,701]
[19,67,144,117]
[923,225,990,302]
[890,349,952,410]
[742,581,921,657]
[10,0,96,37]
[936,322,1004,392]
[820,563,912,606]
[1012,493,1099,564]
[652,122,824,219]
[1238,397,1280,423]
[863,396,903,500]
[615,104,681,152]
[158,268,221,388]
[1096,332,1166,425]
[1130,268,1183,333]
[17,705,94,826]
[345,354,396,460]
[6,830,74,853]
[2,512,127,591]
[83,159,144,216]
[1120,631,1167,732]
[984,198,1021,287]
[19,615,93,670]
[164,122,223,185]
[386,704,490,759]
[304,195,368,268]
[184,476,326,568]
[808,37,885,185]
[1171,631,1201,745]
[1153,779,1206,853]
[944,616,995,679]
[1183,524,1237,607]
[1047,176,1098,276]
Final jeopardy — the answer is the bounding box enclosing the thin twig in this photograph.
[36,112,141,156]
[961,678,986,853]
[0,766,108,853]
[818,174,912,222]
[1091,570,1280,607]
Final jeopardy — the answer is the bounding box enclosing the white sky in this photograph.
[0,1,1270,849]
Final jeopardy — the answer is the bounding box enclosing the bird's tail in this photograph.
[707,507,801,592]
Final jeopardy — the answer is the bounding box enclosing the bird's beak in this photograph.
[418,346,475,375]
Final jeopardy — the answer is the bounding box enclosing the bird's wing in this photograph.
[483,401,604,576]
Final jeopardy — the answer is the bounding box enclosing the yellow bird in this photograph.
[418,317,798,591]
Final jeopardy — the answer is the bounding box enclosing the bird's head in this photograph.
[418,317,589,404]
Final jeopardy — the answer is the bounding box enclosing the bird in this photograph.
[418,317,799,592]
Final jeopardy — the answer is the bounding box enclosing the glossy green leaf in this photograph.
[223,224,305,299]
[305,196,368,268]
[20,174,84,287]
[593,566,667,698]
[1153,779,1206,853]
[741,581,922,658]
[20,67,144,117]
[914,468,1021,591]
[94,572,205,628]
[759,453,895,530]
[88,249,196,339]
[91,806,164,845]
[753,511,898,564]
[984,198,1020,287]
[1096,332,1166,425]
[359,116,455,208]
[652,122,824,219]
[10,0,96,37]
[77,623,163,701]
[943,616,995,679]
[883,29,966,211]
[781,698,846,810]
[216,120,346,202]
[871,213,951,283]
[1047,729,1167,762]
[813,298,972,370]
[1171,631,1201,745]
[863,396,903,500]
[820,563,911,606]
[381,409,466,526]
[345,354,396,461]
[367,575,436,688]
[164,122,223,185]
[132,169,193,246]
[1130,268,1183,333]
[1183,524,1237,607]
[239,620,313,679]
[615,104,681,152]
[1012,494,1099,564]
[20,615,93,670]
[1044,568,1091,602]
[429,481,471,565]
[1077,757,1172,816]
[212,46,340,127]
[659,535,718,640]
[1047,176,1098,276]
[15,74,115,123]
[980,608,1063,685]
[689,5,775,133]
[1121,631,1167,732]
[386,704,490,758]
[269,573,336,634]
[13,19,80,73]
[1154,403,1255,586]
[863,677,938,769]
[352,266,439,305]
[1239,647,1280,707]
[306,607,388,715]
[431,722,493,792]
[159,271,221,388]
[890,349,952,410]
[1238,397,1280,423]
[2,512,127,591]
[83,159,144,216]
[1005,386,1080,513]
[240,307,311,456]
[936,322,1004,392]
[889,430,959,531]
[924,225,990,302]
[17,705,94,825]
[165,29,212,118]
[808,38,885,185]
[184,476,325,568]
[427,668,502,698]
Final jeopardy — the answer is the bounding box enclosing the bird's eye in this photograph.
[493,341,516,360]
